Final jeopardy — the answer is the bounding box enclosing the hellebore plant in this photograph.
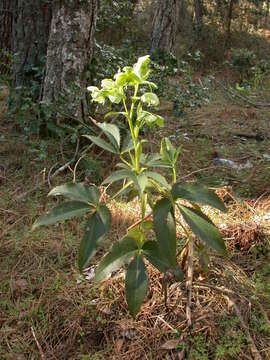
[33,56,227,317]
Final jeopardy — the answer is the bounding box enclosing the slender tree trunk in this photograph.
[0,0,13,74]
[194,0,203,35]
[43,0,98,119]
[0,0,12,52]
[265,0,270,27]
[226,0,234,47]
[12,0,52,87]
[151,0,179,54]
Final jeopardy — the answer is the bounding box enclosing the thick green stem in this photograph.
[172,167,177,184]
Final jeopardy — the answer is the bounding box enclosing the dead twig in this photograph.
[186,239,194,331]
[31,326,45,360]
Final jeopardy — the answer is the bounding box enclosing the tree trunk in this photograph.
[43,0,98,119]
[151,0,179,54]
[0,0,12,52]
[12,0,52,86]
[194,0,203,35]
[0,0,13,75]
[226,0,234,47]
[265,0,270,27]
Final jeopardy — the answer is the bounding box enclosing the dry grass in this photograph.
[1,81,270,359]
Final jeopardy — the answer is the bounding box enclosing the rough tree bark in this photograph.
[0,0,13,74]
[151,0,179,54]
[12,0,52,86]
[43,0,98,119]
[0,0,12,52]
[226,0,235,47]
[194,0,203,35]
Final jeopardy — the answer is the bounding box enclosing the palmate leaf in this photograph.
[95,236,138,282]
[153,198,177,267]
[78,204,112,271]
[32,201,90,230]
[172,182,226,213]
[84,135,119,154]
[125,254,149,318]
[178,205,227,255]
[143,241,183,281]
[48,183,99,206]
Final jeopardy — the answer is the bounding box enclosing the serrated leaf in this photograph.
[48,183,99,206]
[78,204,112,271]
[172,182,226,212]
[153,198,177,267]
[141,92,160,106]
[144,171,169,189]
[32,201,90,229]
[96,122,121,149]
[84,135,118,154]
[125,255,149,318]
[95,236,138,282]
[102,169,137,186]
[178,205,226,255]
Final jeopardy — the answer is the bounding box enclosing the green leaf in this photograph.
[102,169,137,185]
[104,111,127,120]
[78,204,112,271]
[32,201,90,229]
[84,135,119,154]
[96,122,121,149]
[137,173,148,195]
[178,205,226,255]
[153,198,177,267]
[144,171,169,189]
[143,241,183,281]
[161,138,177,164]
[172,182,226,212]
[95,236,138,282]
[48,183,99,206]
[125,255,149,318]
[141,92,160,106]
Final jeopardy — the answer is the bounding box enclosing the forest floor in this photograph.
[0,78,270,359]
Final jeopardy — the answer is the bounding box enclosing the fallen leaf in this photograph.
[115,338,124,354]
[161,339,180,350]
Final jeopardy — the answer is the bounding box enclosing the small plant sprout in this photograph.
[33,56,227,318]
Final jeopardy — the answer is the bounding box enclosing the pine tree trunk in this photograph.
[12,0,52,86]
[0,0,13,75]
[194,0,203,35]
[43,0,98,119]
[151,0,179,54]
[226,0,234,47]
[0,0,12,52]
